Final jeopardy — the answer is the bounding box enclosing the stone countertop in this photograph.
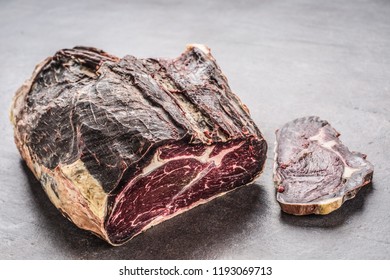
[1,0,389,259]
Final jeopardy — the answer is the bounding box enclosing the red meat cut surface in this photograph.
[11,44,267,245]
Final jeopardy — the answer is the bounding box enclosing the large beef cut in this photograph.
[10,45,267,245]
[273,116,373,215]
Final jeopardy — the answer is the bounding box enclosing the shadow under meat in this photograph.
[279,183,374,229]
[22,160,267,259]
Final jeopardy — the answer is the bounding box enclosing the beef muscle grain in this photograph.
[11,45,267,245]
[274,116,373,215]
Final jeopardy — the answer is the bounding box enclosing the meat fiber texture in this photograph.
[273,116,373,215]
[10,45,267,245]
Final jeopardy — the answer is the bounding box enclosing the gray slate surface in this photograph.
[0,0,389,259]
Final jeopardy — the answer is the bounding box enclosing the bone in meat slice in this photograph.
[273,116,373,215]
[10,45,267,245]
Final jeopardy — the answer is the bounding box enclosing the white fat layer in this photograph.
[322,140,337,149]
[170,162,214,201]
[284,196,341,206]
[316,196,340,205]
[142,142,243,177]
[343,165,359,178]
[309,133,337,149]
[115,141,245,206]
[309,128,359,179]
[141,145,214,176]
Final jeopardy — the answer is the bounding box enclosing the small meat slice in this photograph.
[273,116,373,215]
[10,45,267,245]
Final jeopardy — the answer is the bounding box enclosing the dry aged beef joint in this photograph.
[11,45,268,245]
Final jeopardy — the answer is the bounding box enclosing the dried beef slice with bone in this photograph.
[10,45,267,245]
[274,116,373,215]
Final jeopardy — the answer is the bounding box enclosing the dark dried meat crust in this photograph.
[11,45,267,245]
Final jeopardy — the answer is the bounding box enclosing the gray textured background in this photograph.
[1,0,389,259]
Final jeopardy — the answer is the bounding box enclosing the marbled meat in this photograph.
[10,45,267,245]
[274,116,373,215]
